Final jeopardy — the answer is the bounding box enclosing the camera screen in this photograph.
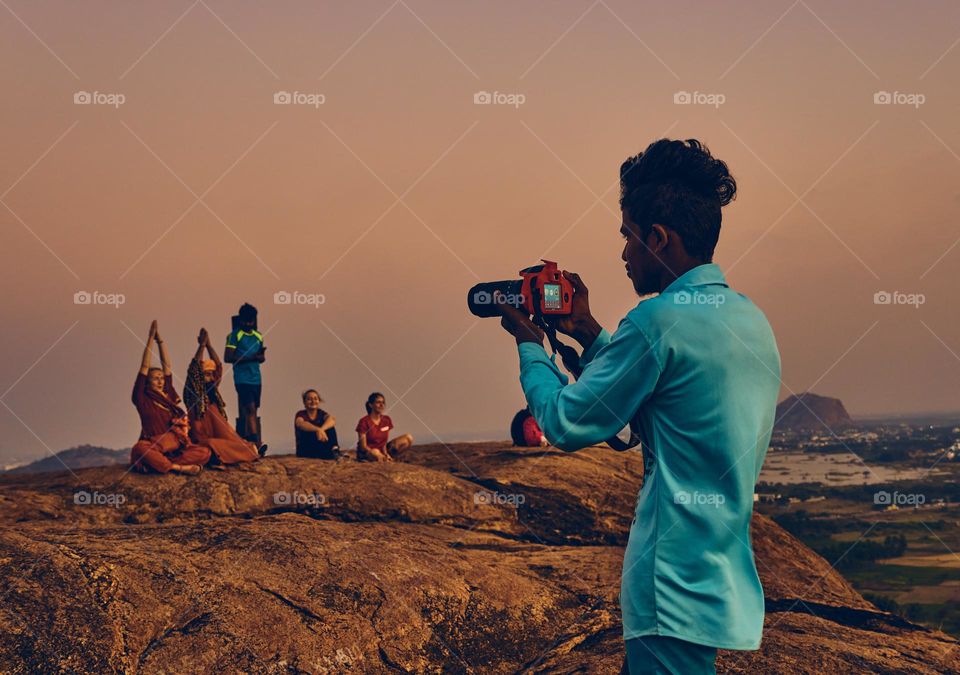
[543,283,562,310]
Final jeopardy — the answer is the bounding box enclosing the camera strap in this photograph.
[543,325,642,452]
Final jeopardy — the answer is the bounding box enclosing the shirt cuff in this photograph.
[578,328,611,369]
[518,342,569,385]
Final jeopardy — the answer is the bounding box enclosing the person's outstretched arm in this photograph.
[203,330,220,364]
[155,324,172,376]
[139,320,157,375]
[134,321,158,405]
[518,315,662,451]
[202,331,223,383]
[192,329,206,363]
[499,294,662,452]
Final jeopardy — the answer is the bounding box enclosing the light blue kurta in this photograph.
[516,263,780,649]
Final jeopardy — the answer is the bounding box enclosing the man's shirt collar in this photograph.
[662,263,728,294]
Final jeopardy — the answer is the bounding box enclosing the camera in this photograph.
[467,260,574,320]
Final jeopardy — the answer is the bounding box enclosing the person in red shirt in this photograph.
[130,321,210,475]
[355,392,413,462]
[510,408,549,447]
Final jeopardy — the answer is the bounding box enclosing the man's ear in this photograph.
[648,223,670,253]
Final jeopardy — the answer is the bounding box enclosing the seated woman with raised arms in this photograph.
[184,327,264,468]
[130,321,210,475]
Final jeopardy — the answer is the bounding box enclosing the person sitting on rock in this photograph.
[510,408,549,447]
[130,320,210,475]
[294,389,341,460]
[355,392,413,462]
[183,327,264,469]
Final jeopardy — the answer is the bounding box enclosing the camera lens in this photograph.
[467,280,524,317]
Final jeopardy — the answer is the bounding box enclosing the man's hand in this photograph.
[198,328,208,345]
[496,292,544,346]
[548,271,601,350]
[316,429,328,443]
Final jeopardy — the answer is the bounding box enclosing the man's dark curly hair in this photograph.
[619,139,737,260]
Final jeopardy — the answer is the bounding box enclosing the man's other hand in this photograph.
[496,292,544,346]
[549,271,601,350]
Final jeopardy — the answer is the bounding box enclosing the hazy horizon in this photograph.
[3,1,960,466]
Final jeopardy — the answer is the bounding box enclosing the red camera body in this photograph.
[519,260,574,316]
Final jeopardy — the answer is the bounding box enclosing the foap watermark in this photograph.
[673,90,725,108]
[873,290,925,308]
[471,289,525,308]
[474,489,526,507]
[473,90,526,108]
[74,490,127,508]
[674,290,725,308]
[273,491,327,506]
[874,490,925,507]
[74,290,125,308]
[274,91,326,108]
[873,91,925,108]
[274,291,325,308]
[74,90,126,108]
[674,490,726,507]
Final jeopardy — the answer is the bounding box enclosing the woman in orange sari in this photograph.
[183,328,264,467]
[130,321,210,475]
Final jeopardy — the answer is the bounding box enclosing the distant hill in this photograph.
[776,392,852,431]
[6,445,127,474]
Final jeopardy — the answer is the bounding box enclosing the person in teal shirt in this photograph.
[497,139,781,674]
[225,303,266,448]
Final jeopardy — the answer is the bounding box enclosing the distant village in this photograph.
[757,420,960,510]
[769,423,960,462]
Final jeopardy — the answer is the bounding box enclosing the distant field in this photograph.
[756,434,960,636]
[880,553,960,569]
[892,581,960,604]
[846,563,960,587]
[756,467,960,638]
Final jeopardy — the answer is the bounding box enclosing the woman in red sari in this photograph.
[130,321,210,475]
[183,328,263,468]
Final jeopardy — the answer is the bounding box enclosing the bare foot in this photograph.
[171,464,202,475]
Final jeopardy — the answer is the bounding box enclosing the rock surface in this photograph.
[0,442,956,673]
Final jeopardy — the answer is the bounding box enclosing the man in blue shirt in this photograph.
[225,303,266,450]
[497,139,781,673]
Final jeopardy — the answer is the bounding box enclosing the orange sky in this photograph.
[2,1,960,464]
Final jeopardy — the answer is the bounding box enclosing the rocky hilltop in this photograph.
[775,392,853,432]
[0,442,955,673]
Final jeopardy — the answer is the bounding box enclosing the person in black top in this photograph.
[294,389,341,460]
